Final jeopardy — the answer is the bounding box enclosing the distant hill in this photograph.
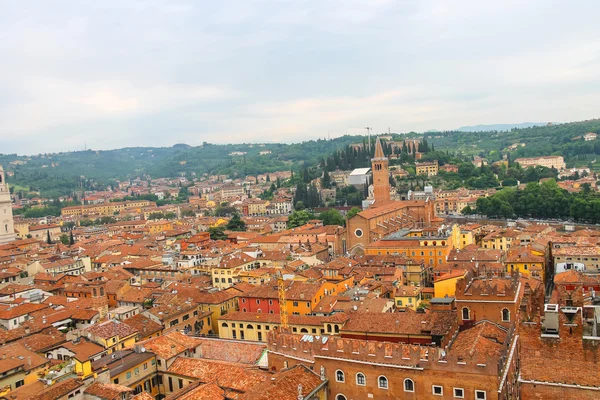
[457,122,550,132]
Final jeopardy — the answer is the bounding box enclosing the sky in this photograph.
[1,0,600,155]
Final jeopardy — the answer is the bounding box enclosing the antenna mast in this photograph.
[364,127,372,153]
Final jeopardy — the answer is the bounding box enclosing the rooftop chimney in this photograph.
[542,304,559,337]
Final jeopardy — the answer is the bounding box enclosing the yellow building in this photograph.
[61,200,155,217]
[219,311,348,341]
[482,229,519,251]
[195,289,240,334]
[505,251,545,281]
[0,343,50,397]
[83,320,138,354]
[415,160,439,176]
[434,270,468,298]
[147,220,174,234]
[394,285,423,308]
[94,348,159,397]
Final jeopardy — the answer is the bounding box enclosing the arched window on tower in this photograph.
[462,307,470,320]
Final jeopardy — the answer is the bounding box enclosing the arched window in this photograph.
[334,325,340,333]
[283,361,288,369]
[300,328,308,333]
[502,308,510,322]
[378,376,388,389]
[336,370,345,382]
[336,395,347,400]
[246,324,254,329]
[221,323,228,328]
[462,307,470,320]
[404,378,414,392]
[356,373,366,386]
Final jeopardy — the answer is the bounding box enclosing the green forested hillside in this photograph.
[2,119,599,198]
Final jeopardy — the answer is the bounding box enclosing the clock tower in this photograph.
[0,165,16,245]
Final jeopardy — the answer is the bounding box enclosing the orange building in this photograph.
[366,229,452,268]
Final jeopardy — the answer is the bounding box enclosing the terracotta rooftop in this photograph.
[342,311,455,337]
[138,331,202,360]
[122,313,163,337]
[194,337,266,365]
[450,321,508,363]
[167,357,269,393]
[241,364,325,400]
[86,320,138,340]
[84,382,133,400]
[166,382,225,400]
[26,378,84,400]
[519,320,600,387]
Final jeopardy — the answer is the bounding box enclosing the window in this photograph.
[404,379,414,392]
[15,380,24,388]
[378,376,388,389]
[432,385,443,395]
[502,308,510,322]
[113,378,119,384]
[462,307,470,320]
[126,372,131,379]
[293,301,299,307]
[143,363,148,370]
[242,298,246,303]
[178,379,183,389]
[475,390,487,400]
[454,388,465,398]
[336,370,345,382]
[256,299,260,304]
[336,395,347,400]
[356,373,366,386]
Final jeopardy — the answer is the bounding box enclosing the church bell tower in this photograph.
[0,165,16,245]
[371,138,391,203]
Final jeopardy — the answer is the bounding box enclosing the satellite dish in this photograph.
[141,347,146,352]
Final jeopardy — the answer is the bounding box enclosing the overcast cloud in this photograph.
[1,0,599,154]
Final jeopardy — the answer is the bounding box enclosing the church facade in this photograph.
[345,138,435,254]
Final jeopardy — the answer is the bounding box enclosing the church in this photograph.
[0,165,17,245]
[345,137,435,254]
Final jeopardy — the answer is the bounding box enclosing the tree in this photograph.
[346,207,361,220]
[214,205,236,216]
[288,210,314,228]
[461,206,474,215]
[59,234,69,245]
[182,209,196,217]
[69,230,75,246]
[295,201,305,211]
[319,209,344,226]
[164,212,177,219]
[226,213,246,231]
[46,230,52,245]
[148,212,165,220]
[208,226,227,240]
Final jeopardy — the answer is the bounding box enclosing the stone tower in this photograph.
[371,137,391,203]
[0,166,16,245]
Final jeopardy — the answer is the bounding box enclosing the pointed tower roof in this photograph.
[374,137,386,159]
